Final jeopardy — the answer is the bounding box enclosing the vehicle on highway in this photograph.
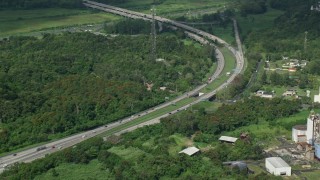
[13,153,17,156]
[52,145,55,149]
[104,125,108,127]
[82,135,86,138]
[36,146,47,151]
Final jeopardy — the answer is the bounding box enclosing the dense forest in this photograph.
[0,32,214,153]
[243,0,320,62]
[0,97,298,179]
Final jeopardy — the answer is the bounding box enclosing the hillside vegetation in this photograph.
[0,97,300,179]
[0,32,214,153]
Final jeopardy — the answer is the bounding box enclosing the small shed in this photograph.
[265,157,291,176]
[179,147,200,156]
[219,136,238,144]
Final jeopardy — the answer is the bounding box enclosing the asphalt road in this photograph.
[0,1,244,173]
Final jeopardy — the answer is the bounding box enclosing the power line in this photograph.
[304,31,308,52]
[150,4,157,61]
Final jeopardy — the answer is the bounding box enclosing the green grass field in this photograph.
[34,160,113,180]
[114,0,231,16]
[260,84,320,100]
[223,110,318,148]
[0,8,119,37]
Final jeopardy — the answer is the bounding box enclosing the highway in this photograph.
[0,0,244,173]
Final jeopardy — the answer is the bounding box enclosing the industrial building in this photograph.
[265,157,291,176]
[292,112,320,159]
[292,125,307,143]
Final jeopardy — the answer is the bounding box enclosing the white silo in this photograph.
[306,113,320,145]
[306,116,314,144]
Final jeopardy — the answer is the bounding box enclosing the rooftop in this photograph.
[219,136,238,143]
[293,125,307,131]
[179,147,200,156]
[266,157,290,168]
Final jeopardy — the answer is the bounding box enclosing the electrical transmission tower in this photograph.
[150,4,157,61]
[304,31,308,52]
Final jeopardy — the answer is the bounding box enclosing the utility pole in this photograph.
[304,31,308,52]
[150,2,157,61]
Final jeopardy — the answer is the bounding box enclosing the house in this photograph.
[255,90,274,98]
[265,157,291,176]
[283,90,296,97]
[256,90,265,96]
[300,60,308,67]
[219,136,238,144]
[179,147,200,156]
[288,68,297,72]
[261,93,274,99]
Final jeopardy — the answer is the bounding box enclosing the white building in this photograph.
[219,136,238,144]
[265,157,291,176]
[179,147,200,156]
[292,125,307,143]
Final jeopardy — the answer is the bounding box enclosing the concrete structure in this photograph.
[179,147,200,156]
[292,125,307,143]
[219,136,238,143]
[265,157,291,176]
[306,113,320,145]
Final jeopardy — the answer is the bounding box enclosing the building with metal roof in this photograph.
[179,147,200,156]
[265,157,291,176]
[219,136,238,143]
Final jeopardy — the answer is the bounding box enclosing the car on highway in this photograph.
[82,135,86,138]
[13,153,17,156]
[36,146,47,151]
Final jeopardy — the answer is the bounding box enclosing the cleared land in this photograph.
[113,0,231,15]
[0,8,119,37]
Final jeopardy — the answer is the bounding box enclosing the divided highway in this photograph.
[0,0,244,173]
